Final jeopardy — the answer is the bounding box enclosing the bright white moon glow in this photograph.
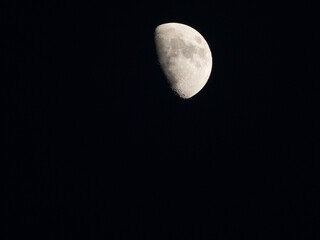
[154,22,212,99]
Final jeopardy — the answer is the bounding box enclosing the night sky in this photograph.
[4,1,318,239]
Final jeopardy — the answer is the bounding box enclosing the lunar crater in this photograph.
[195,36,202,44]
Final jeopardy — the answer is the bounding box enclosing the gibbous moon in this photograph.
[154,22,212,99]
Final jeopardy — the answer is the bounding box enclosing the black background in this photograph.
[3,0,318,239]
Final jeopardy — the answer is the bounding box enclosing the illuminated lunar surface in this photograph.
[155,22,212,99]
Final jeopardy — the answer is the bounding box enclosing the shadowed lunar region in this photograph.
[154,22,212,99]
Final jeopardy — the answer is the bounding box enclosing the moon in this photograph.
[154,22,212,99]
